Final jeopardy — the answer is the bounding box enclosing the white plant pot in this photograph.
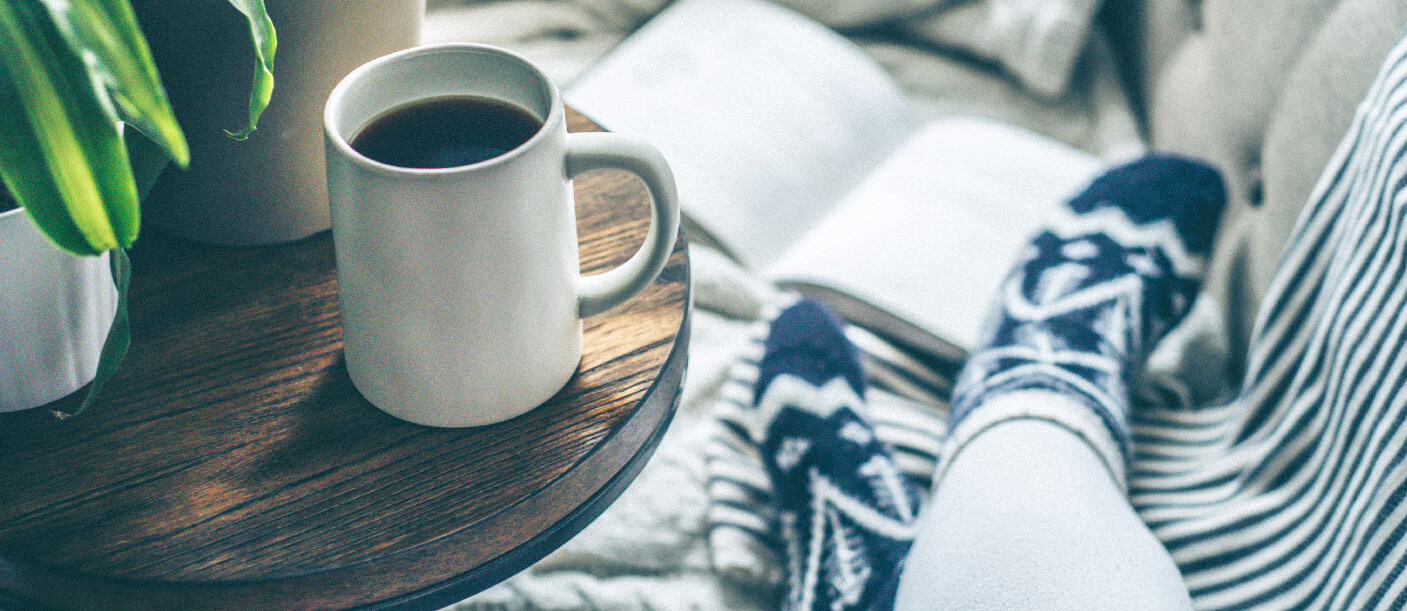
[0,208,117,413]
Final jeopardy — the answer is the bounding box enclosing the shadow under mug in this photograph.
[324,43,680,427]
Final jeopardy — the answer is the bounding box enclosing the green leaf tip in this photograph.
[73,246,132,417]
[223,0,276,140]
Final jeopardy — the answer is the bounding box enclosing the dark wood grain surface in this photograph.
[0,109,690,611]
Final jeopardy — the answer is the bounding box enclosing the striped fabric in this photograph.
[1128,28,1407,610]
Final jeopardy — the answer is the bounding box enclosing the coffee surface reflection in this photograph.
[350,95,544,168]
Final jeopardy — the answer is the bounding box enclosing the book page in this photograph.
[564,0,912,267]
[764,117,1107,350]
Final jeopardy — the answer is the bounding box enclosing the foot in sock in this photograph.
[948,154,1226,478]
[752,298,922,611]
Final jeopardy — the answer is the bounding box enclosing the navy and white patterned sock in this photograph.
[945,154,1225,486]
[703,295,949,595]
[751,298,922,611]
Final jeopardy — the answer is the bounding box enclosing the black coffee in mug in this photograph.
[350,95,544,169]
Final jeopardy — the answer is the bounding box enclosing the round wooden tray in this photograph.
[0,109,690,610]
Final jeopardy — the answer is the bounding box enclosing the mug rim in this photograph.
[323,42,565,177]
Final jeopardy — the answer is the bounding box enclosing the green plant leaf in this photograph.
[223,0,276,140]
[0,0,136,256]
[125,125,171,201]
[63,247,132,419]
[35,0,188,168]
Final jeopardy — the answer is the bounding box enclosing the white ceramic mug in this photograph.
[324,43,680,427]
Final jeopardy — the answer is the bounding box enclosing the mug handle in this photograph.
[566,132,681,318]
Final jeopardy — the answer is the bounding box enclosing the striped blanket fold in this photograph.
[1128,27,1407,611]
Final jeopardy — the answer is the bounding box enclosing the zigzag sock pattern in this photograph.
[751,299,922,611]
[947,154,1225,482]
[704,296,947,593]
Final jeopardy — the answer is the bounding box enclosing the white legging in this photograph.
[895,399,1190,610]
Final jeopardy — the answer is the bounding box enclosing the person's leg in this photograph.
[894,414,1192,610]
[894,155,1224,609]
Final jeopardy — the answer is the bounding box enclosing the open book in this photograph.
[565,0,1107,366]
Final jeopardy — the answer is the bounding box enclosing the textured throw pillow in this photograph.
[902,0,1104,98]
